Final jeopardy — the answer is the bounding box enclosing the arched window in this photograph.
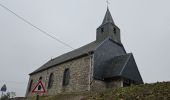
[62,68,70,86]
[28,80,33,92]
[48,73,54,89]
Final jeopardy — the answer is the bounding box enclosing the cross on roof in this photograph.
[106,0,110,8]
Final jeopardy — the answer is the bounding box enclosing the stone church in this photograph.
[26,8,143,97]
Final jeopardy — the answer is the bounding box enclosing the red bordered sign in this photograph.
[32,80,46,94]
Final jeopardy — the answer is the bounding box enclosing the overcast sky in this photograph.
[0,0,170,97]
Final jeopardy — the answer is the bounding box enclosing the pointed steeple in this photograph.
[102,8,114,25]
[96,8,121,44]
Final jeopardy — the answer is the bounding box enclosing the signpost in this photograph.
[1,84,7,97]
[32,80,46,100]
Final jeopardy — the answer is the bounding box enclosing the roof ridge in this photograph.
[119,53,132,75]
[29,41,102,75]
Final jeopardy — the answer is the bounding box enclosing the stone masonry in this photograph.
[26,55,92,97]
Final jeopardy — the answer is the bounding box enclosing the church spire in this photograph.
[96,8,121,43]
[102,8,114,25]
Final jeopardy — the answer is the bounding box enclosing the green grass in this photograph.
[88,82,170,100]
[15,81,170,100]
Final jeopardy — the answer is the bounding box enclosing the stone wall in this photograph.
[26,55,91,97]
[91,79,123,91]
[105,79,123,88]
[91,80,106,91]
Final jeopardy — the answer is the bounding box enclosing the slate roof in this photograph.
[103,53,131,78]
[102,8,114,25]
[103,53,143,83]
[30,41,102,75]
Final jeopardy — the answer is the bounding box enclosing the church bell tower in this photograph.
[96,8,121,44]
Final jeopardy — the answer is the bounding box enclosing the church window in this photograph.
[101,27,104,33]
[62,68,70,86]
[28,80,33,92]
[48,73,54,89]
[113,28,116,34]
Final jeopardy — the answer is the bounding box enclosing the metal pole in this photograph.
[36,94,39,100]
[1,91,3,97]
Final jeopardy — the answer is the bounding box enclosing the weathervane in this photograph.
[106,0,110,8]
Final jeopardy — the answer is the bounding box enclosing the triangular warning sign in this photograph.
[32,80,46,94]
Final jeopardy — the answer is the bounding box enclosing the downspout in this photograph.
[88,53,94,91]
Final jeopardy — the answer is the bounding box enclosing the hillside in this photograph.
[15,82,170,100]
